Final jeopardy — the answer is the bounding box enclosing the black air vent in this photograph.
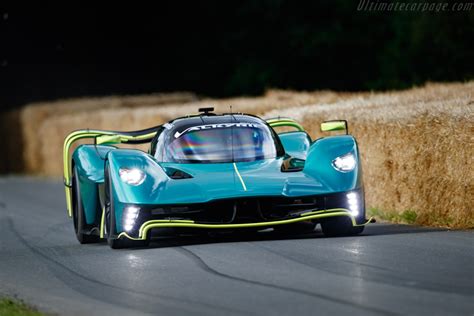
[162,167,193,179]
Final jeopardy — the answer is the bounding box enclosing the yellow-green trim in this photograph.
[63,129,157,217]
[320,121,347,133]
[266,117,296,124]
[266,118,305,132]
[117,232,144,241]
[117,208,373,241]
[96,134,122,145]
[100,207,105,239]
[233,162,247,191]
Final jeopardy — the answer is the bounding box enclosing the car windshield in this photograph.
[165,123,278,163]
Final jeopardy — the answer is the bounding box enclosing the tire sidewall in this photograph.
[321,216,364,237]
[73,166,99,243]
[105,163,126,248]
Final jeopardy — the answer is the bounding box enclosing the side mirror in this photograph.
[320,120,348,134]
[96,134,122,145]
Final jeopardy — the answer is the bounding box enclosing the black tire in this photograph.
[274,221,316,235]
[72,166,100,244]
[104,163,149,249]
[321,216,364,237]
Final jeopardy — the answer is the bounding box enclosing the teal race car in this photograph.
[63,108,373,248]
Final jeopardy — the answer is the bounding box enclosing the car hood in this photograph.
[126,158,334,205]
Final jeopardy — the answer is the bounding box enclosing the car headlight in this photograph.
[332,152,356,172]
[119,168,146,185]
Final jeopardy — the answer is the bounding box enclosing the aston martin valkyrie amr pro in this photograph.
[63,108,372,248]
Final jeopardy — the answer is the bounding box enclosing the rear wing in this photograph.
[265,117,305,132]
[63,126,160,217]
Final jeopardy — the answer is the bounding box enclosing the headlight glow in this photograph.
[332,152,356,172]
[123,206,139,232]
[346,192,359,216]
[119,168,146,186]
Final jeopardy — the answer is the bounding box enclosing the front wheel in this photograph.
[104,163,149,249]
[320,216,364,237]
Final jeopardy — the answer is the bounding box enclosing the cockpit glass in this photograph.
[164,123,277,163]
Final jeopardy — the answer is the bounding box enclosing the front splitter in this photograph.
[117,208,374,241]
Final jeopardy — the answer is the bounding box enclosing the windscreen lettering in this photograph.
[174,123,259,138]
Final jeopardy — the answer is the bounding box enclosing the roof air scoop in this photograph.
[198,107,215,115]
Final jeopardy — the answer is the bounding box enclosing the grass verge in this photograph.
[368,208,418,225]
[0,298,43,316]
[368,207,474,228]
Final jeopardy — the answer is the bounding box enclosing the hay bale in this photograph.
[263,81,474,228]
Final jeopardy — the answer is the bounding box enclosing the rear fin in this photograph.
[266,117,305,133]
[320,120,348,134]
[198,107,215,115]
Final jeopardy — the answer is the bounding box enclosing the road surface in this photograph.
[0,177,472,315]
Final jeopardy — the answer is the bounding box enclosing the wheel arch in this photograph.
[72,145,115,225]
[303,135,363,192]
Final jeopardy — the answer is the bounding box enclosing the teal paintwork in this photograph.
[73,145,114,224]
[73,145,115,183]
[72,134,362,232]
[278,131,312,159]
[304,135,362,191]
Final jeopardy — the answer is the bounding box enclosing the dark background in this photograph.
[1,1,473,111]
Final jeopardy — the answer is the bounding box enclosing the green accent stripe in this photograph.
[321,121,347,132]
[266,118,305,132]
[116,209,374,241]
[100,207,105,239]
[233,163,247,191]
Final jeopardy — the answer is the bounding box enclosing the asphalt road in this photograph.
[0,177,473,316]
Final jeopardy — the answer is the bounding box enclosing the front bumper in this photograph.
[116,189,371,241]
[118,208,373,240]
